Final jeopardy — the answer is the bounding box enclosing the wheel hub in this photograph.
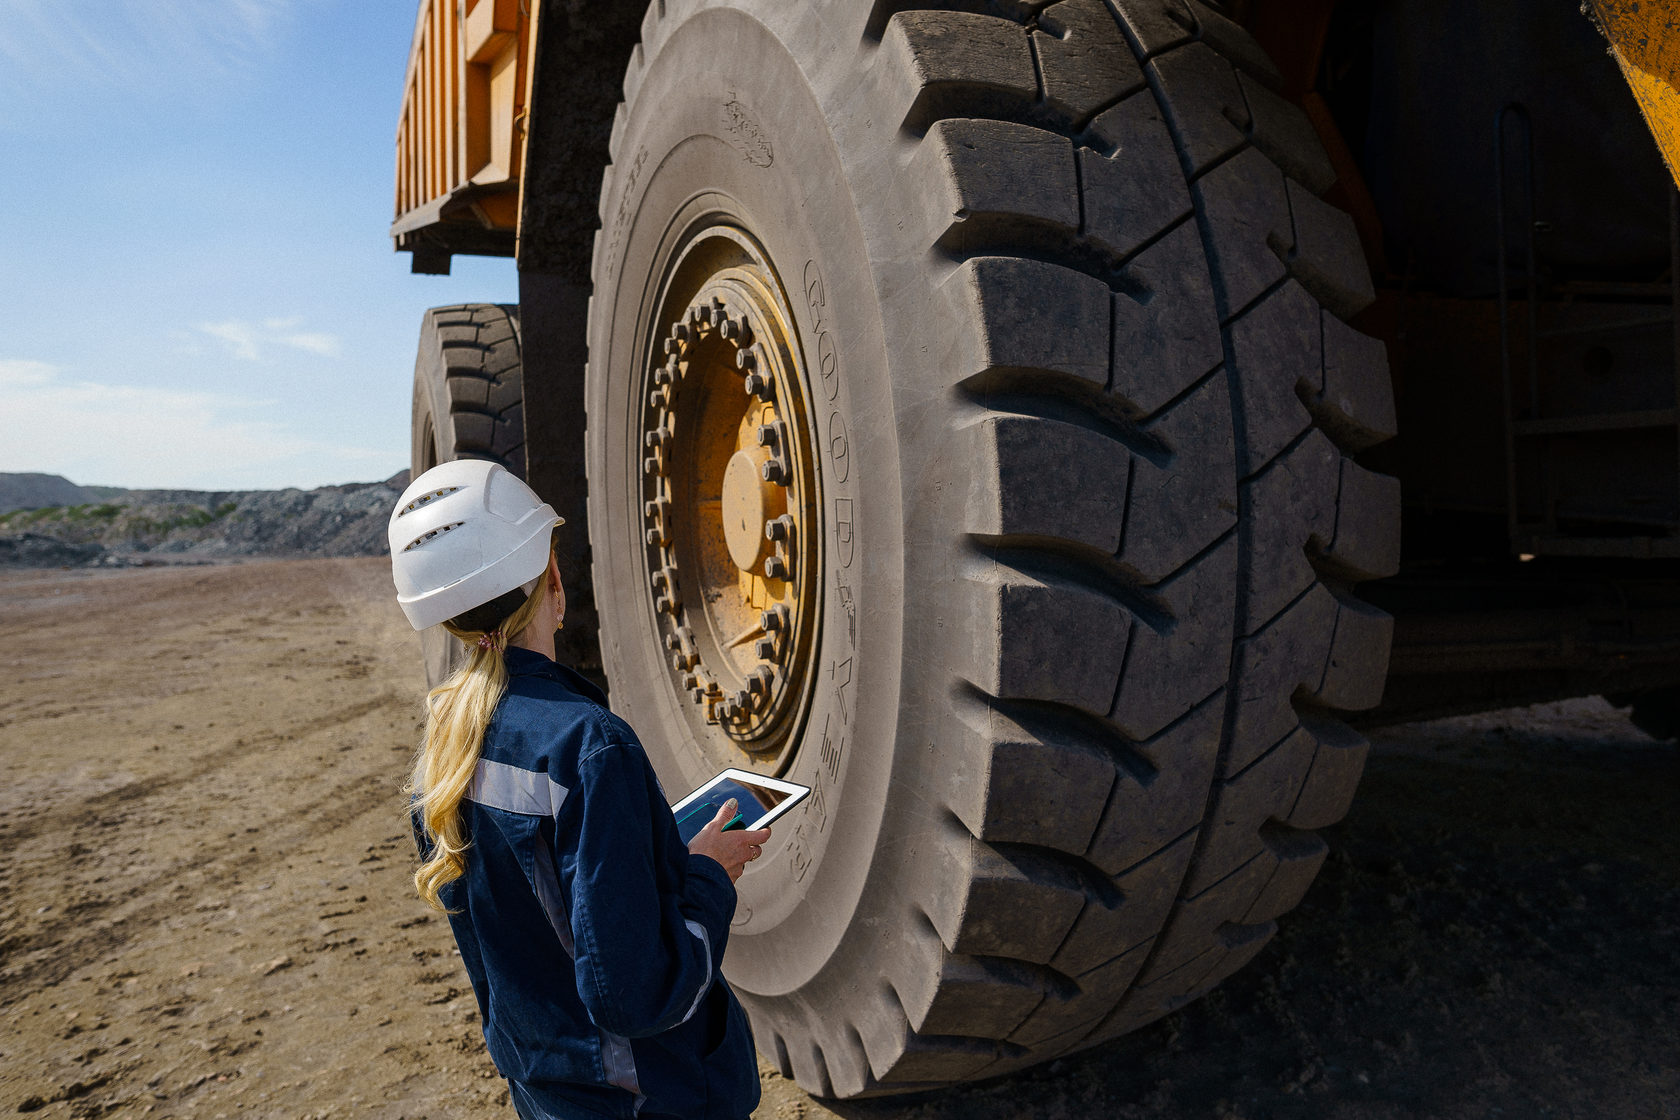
[640,227,822,769]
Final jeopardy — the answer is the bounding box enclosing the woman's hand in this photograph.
[688,799,771,883]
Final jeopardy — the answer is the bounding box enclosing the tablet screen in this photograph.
[672,769,809,844]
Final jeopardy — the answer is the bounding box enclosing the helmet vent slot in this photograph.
[402,520,465,552]
[398,486,462,516]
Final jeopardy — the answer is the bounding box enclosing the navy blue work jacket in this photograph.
[422,647,759,1119]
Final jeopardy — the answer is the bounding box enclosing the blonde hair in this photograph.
[408,574,549,911]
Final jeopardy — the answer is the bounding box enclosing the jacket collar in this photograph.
[503,645,610,708]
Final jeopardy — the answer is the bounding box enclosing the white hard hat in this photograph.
[388,459,562,631]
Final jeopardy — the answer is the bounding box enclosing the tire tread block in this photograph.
[1086,692,1222,874]
[1228,280,1320,478]
[1328,460,1402,582]
[885,915,1050,1040]
[1182,723,1315,893]
[1035,0,1147,121]
[914,954,1052,1039]
[946,257,1112,390]
[1315,311,1398,449]
[882,10,1037,132]
[1116,374,1236,583]
[1051,829,1195,974]
[1109,536,1236,743]
[1226,583,1335,775]
[965,413,1132,552]
[1007,939,1152,1048]
[1284,178,1377,319]
[1109,221,1223,417]
[911,119,1079,256]
[1184,1,1282,86]
[1147,40,1250,178]
[1235,71,1335,194]
[1138,851,1273,980]
[1109,0,1195,57]
[1242,826,1329,924]
[941,696,1118,855]
[1240,429,1340,634]
[1080,92,1194,261]
[1317,593,1392,712]
[1194,145,1291,319]
[1286,718,1370,830]
[926,830,1089,963]
[957,564,1131,718]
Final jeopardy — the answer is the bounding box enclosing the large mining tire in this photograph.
[410,303,526,687]
[584,0,1400,1097]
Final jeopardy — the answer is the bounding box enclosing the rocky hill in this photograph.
[0,473,119,515]
[0,471,409,568]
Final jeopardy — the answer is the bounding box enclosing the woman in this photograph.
[389,459,768,1120]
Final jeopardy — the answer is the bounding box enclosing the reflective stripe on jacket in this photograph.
[420,647,759,1120]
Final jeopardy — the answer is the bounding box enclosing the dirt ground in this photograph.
[1,558,1675,1119]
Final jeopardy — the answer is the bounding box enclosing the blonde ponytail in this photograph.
[408,583,548,910]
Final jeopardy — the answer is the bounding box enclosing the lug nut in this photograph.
[750,666,775,695]
[652,566,681,614]
[735,349,756,371]
[761,459,787,484]
[754,637,776,661]
[756,423,778,448]
[672,323,690,343]
[663,337,679,356]
[745,371,774,399]
[761,605,789,632]
[766,515,794,541]
[764,555,790,580]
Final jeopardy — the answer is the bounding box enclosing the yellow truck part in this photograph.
[1590,0,1680,188]
[392,0,533,273]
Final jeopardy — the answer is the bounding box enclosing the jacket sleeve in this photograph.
[568,737,737,1038]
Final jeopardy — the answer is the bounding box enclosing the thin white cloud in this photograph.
[199,321,263,361]
[279,331,342,358]
[196,319,342,361]
[0,358,389,490]
[0,358,59,388]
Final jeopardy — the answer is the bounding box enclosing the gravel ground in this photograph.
[1,559,1674,1119]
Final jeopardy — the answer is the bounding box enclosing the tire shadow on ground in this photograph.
[758,698,1680,1120]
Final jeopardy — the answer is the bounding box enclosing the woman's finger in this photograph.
[705,798,739,832]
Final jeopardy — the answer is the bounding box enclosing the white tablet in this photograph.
[671,768,811,844]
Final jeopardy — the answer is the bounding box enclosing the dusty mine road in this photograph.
[1,558,1675,1119]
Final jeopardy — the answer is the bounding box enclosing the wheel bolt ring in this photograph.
[638,227,823,769]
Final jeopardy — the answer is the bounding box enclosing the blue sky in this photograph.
[0,1,519,491]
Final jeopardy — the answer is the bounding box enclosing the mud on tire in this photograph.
[586,0,1400,1096]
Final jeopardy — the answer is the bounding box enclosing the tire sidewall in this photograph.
[586,7,906,1002]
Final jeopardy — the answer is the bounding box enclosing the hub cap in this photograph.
[640,226,822,772]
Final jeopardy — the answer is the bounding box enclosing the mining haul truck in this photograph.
[391,0,1680,1097]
